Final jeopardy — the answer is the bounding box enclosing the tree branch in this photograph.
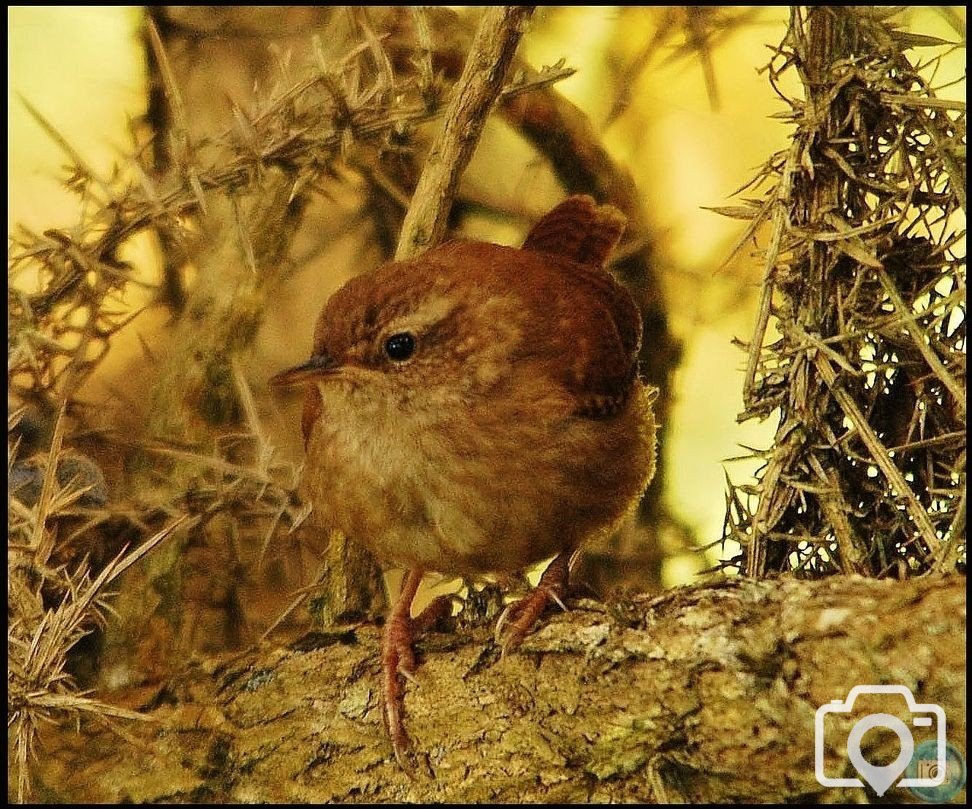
[27,574,966,803]
[395,6,535,260]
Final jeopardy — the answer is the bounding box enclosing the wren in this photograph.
[271,195,656,771]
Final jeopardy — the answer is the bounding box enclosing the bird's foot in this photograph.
[381,569,441,777]
[494,550,572,655]
[382,607,420,774]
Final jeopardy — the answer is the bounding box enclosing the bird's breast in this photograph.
[300,378,655,576]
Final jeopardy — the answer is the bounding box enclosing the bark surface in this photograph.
[25,574,966,803]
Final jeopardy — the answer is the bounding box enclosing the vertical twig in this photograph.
[395,6,535,260]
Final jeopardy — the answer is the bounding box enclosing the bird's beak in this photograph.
[269,354,336,387]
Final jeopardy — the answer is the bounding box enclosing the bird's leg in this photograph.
[495,549,571,653]
[382,568,424,771]
[411,593,459,634]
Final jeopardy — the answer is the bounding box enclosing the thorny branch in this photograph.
[721,6,965,577]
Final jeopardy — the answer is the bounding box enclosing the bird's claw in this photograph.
[494,551,573,655]
[382,605,420,774]
[383,676,432,780]
[494,582,568,655]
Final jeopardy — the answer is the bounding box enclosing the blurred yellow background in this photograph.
[8,6,964,586]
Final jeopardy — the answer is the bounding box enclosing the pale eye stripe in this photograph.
[383,295,460,338]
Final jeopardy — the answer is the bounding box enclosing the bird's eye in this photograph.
[384,332,416,362]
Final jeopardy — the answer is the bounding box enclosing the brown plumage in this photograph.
[272,195,657,772]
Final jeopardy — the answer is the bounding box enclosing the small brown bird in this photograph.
[272,195,656,770]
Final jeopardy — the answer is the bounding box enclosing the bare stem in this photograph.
[395,6,535,260]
